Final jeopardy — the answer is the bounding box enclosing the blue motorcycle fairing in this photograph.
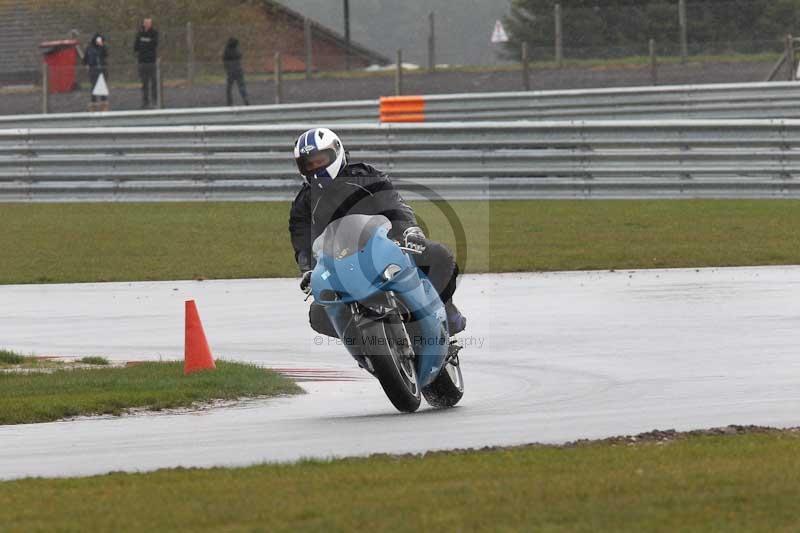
[310,215,449,388]
[311,225,412,305]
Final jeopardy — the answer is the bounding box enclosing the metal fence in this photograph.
[1,99,379,128]
[1,120,800,201]
[4,81,800,129]
[381,81,800,122]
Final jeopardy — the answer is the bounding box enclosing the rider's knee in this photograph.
[422,239,455,265]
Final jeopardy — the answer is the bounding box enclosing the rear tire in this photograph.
[361,315,421,413]
[422,342,464,408]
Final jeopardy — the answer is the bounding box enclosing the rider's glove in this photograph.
[403,226,427,254]
[300,270,312,293]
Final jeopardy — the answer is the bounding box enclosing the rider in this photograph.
[289,127,467,338]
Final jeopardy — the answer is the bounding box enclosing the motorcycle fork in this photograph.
[350,293,415,373]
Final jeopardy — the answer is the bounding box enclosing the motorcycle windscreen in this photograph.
[312,214,392,261]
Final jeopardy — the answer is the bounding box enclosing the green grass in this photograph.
[0,349,29,366]
[0,350,112,370]
[1,431,799,531]
[1,200,799,284]
[75,356,111,366]
[0,361,301,425]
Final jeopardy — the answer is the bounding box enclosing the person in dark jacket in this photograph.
[83,34,109,112]
[289,127,466,339]
[133,17,159,108]
[223,38,250,106]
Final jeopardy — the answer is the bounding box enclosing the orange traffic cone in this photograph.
[184,300,216,375]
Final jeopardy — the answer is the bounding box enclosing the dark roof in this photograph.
[264,0,390,65]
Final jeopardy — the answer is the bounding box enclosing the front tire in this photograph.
[360,315,421,413]
[422,342,464,408]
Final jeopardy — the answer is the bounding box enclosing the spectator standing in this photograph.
[84,34,109,112]
[133,17,159,108]
[223,38,250,106]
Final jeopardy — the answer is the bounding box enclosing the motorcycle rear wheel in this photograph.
[361,315,421,413]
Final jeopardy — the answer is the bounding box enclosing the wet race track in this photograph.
[1,266,799,480]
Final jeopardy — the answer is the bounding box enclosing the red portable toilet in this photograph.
[40,40,79,93]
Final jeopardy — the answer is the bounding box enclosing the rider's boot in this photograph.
[445,301,467,336]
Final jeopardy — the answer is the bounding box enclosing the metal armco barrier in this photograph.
[4,81,800,129]
[1,120,800,201]
[0,100,380,129]
[383,81,800,122]
[380,96,425,123]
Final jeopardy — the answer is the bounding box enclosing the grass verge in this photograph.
[1,350,111,370]
[1,200,799,284]
[0,349,28,366]
[75,356,110,366]
[0,360,301,425]
[0,428,798,531]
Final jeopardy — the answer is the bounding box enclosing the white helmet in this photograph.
[293,127,347,189]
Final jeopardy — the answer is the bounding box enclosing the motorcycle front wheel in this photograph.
[422,342,464,408]
[360,314,421,413]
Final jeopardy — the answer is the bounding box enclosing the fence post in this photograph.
[41,62,49,114]
[344,0,351,71]
[186,22,195,87]
[649,38,658,85]
[304,17,313,80]
[554,3,563,67]
[521,42,530,91]
[156,57,163,108]
[275,52,283,104]
[678,0,688,64]
[786,34,796,81]
[428,12,436,72]
[395,49,403,96]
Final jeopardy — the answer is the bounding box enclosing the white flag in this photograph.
[92,73,109,97]
[491,20,509,44]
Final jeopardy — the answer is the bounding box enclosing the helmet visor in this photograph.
[296,148,336,177]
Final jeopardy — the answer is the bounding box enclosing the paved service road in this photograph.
[1,267,798,480]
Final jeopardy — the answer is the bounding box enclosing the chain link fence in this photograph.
[5,1,799,116]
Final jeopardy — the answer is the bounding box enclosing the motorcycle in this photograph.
[308,214,464,412]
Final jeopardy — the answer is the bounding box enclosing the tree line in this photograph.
[503,0,800,59]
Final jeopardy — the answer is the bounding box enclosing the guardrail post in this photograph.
[41,62,49,114]
[186,22,195,87]
[395,49,404,96]
[304,17,313,80]
[649,38,658,85]
[554,3,563,67]
[428,12,436,72]
[678,0,688,64]
[274,52,283,104]
[521,42,530,91]
[786,34,796,81]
